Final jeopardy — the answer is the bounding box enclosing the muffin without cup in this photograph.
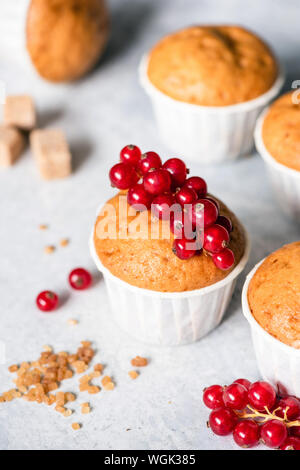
[242,241,300,396]
[255,91,300,219]
[140,25,284,163]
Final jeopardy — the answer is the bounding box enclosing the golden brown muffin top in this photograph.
[147,25,278,106]
[248,242,300,349]
[262,91,300,171]
[93,194,246,292]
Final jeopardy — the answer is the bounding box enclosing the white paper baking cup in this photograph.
[139,55,284,165]
[242,260,300,397]
[90,222,250,346]
[254,109,300,220]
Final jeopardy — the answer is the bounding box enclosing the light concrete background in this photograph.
[0,0,299,450]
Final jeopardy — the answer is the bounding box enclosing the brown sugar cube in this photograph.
[3,95,36,130]
[72,422,81,431]
[0,126,25,167]
[131,356,148,367]
[94,363,103,373]
[8,365,19,373]
[103,382,115,391]
[30,129,71,180]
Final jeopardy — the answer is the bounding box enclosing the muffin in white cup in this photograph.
[242,241,300,397]
[140,25,284,164]
[90,146,250,346]
[255,91,300,220]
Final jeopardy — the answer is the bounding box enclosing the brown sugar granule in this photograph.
[103,382,115,391]
[63,409,73,417]
[43,345,52,352]
[94,363,103,373]
[131,356,148,367]
[67,319,78,326]
[60,238,69,247]
[128,370,139,380]
[39,224,48,230]
[8,365,19,373]
[44,245,55,254]
[72,422,81,430]
[65,392,76,403]
[81,402,91,414]
[88,386,100,394]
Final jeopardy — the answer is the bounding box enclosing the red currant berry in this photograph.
[120,144,141,166]
[188,198,218,230]
[69,268,92,290]
[233,420,260,448]
[261,420,287,449]
[184,176,207,198]
[217,215,233,233]
[109,162,139,190]
[172,237,196,260]
[248,381,277,412]
[36,291,58,312]
[212,248,235,271]
[290,426,300,438]
[204,197,220,212]
[175,186,197,207]
[151,193,176,220]
[127,183,152,210]
[138,151,162,175]
[280,437,300,450]
[203,224,230,254]
[143,169,171,195]
[203,385,224,410]
[233,379,251,391]
[208,408,237,436]
[223,383,248,410]
[163,158,187,188]
[275,396,300,421]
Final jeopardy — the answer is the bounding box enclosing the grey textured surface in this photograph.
[0,0,299,451]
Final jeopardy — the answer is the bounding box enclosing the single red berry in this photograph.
[217,215,233,233]
[188,198,218,230]
[261,420,288,449]
[203,224,230,254]
[36,291,58,312]
[212,248,235,271]
[233,420,260,448]
[223,383,248,410]
[275,397,300,421]
[203,385,224,410]
[172,237,196,260]
[143,169,171,195]
[151,193,177,220]
[109,162,139,190]
[248,381,277,412]
[280,437,300,450]
[184,176,207,198]
[290,426,300,438]
[233,379,251,391]
[163,158,187,188]
[120,144,141,166]
[204,197,220,212]
[208,408,237,436]
[138,151,162,175]
[127,183,152,210]
[175,186,197,207]
[69,268,92,290]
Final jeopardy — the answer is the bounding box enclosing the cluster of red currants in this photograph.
[109,145,234,270]
[203,379,300,450]
[36,268,92,312]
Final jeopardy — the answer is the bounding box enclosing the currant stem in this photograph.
[235,405,300,428]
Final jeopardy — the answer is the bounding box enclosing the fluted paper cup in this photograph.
[255,109,300,220]
[90,223,250,346]
[139,55,284,165]
[242,260,300,397]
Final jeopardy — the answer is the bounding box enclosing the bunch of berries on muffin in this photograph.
[109,145,234,270]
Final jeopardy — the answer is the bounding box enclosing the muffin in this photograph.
[147,25,278,107]
[248,242,300,349]
[91,145,249,345]
[255,92,300,219]
[242,242,300,396]
[262,91,300,172]
[140,25,283,163]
